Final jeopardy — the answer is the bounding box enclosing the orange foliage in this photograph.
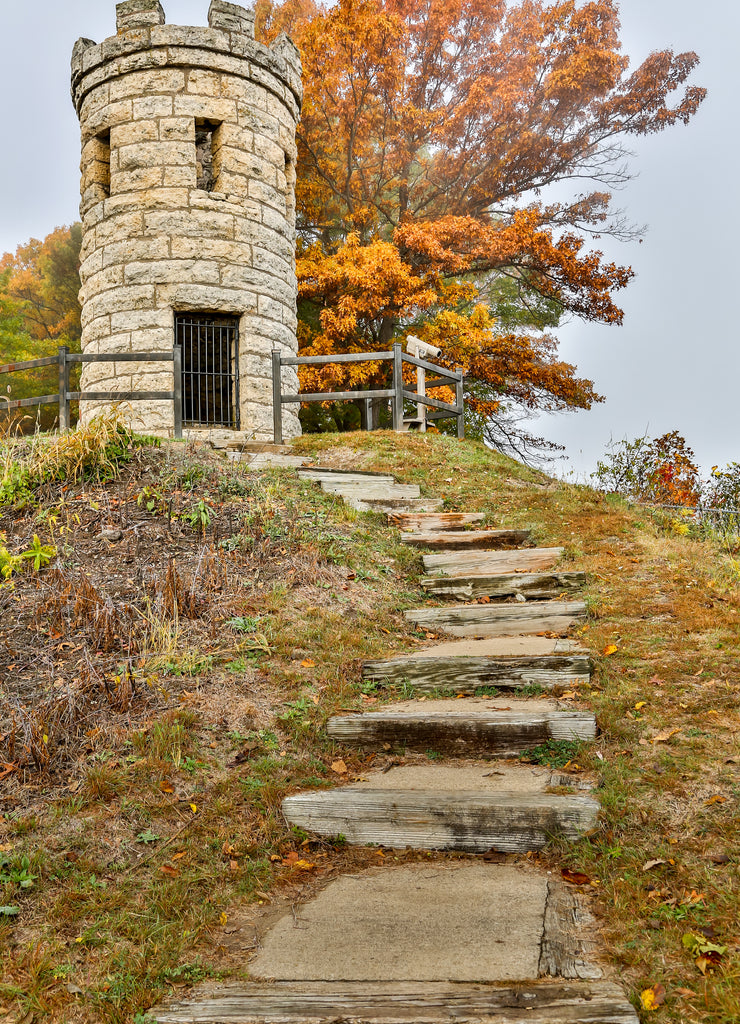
[258,1,705,426]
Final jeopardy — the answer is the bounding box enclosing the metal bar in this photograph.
[0,355,59,374]
[173,346,183,439]
[1,394,60,411]
[58,346,70,433]
[282,351,393,366]
[68,352,174,363]
[272,349,283,443]
[402,389,459,414]
[456,370,465,440]
[401,352,460,380]
[392,342,404,431]
[281,389,394,404]
[233,322,240,430]
[69,391,175,401]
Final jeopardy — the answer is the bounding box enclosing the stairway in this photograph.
[150,467,637,1024]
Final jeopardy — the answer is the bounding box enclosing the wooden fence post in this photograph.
[58,346,70,433]
[392,342,403,431]
[456,369,465,440]
[272,349,283,444]
[172,346,183,439]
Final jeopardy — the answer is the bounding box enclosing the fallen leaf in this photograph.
[159,781,174,793]
[642,859,668,872]
[189,803,198,814]
[603,644,618,656]
[331,759,348,775]
[229,859,239,872]
[695,954,722,976]
[653,728,680,743]
[160,863,179,877]
[635,701,647,710]
[282,851,299,865]
[704,794,726,806]
[561,868,591,885]
[172,851,186,861]
[294,859,316,870]
[674,988,696,997]
[640,984,666,1011]
[220,911,228,925]
[301,659,315,668]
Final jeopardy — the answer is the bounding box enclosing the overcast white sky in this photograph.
[0,1,734,473]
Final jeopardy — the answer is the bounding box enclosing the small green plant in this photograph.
[135,829,160,845]
[0,533,56,583]
[182,498,213,532]
[518,739,583,768]
[0,853,37,890]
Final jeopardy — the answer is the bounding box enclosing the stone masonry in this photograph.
[71,0,302,441]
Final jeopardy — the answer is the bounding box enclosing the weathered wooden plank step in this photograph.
[327,700,595,755]
[299,469,397,485]
[404,600,587,637]
[322,482,422,499]
[390,511,485,530]
[421,570,586,600]
[401,528,530,550]
[350,497,444,513]
[282,788,599,852]
[423,547,564,576]
[363,652,592,691]
[150,979,639,1024]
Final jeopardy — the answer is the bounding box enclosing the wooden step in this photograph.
[421,570,586,601]
[423,547,564,576]
[401,528,530,550]
[282,788,599,852]
[326,700,596,755]
[299,469,397,485]
[322,482,422,499]
[350,497,444,513]
[404,600,587,637]
[363,652,592,692]
[390,512,485,530]
[150,979,639,1024]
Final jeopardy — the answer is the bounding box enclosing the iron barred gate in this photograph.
[175,313,240,429]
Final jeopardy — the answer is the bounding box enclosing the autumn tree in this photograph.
[593,431,701,507]
[0,225,82,411]
[257,0,704,449]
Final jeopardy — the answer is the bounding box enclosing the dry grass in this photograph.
[0,429,737,1022]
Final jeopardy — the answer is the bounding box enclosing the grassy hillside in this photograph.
[0,424,737,1023]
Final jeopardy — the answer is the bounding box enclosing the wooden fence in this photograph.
[0,346,183,438]
[271,341,464,444]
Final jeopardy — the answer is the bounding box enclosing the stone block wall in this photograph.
[71,0,302,440]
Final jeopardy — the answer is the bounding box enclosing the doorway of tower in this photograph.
[175,313,240,428]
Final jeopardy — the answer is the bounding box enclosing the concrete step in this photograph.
[401,528,530,550]
[150,979,638,1024]
[423,546,564,576]
[421,570,586,601]
[326,698,596,755]
[404,600,587,638]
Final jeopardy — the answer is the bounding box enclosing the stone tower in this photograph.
[71,0,302,441]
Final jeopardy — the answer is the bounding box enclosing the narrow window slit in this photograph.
[195,119,222,192]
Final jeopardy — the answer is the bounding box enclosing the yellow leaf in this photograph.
[640,984,666,1011]
[603,644,618,657]
[43,734,49,744]
[331,759,348,775]
[189,803,197,814]
[653,728,680,743]
[634,701,647,710]
[704,794,726,806]
[301,658,315,668]
[220,911,228,925]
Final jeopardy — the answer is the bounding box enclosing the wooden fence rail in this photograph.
[0,347,182,438]
[271,341,464,444]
